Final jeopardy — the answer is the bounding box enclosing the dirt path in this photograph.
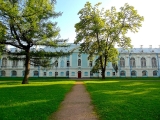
[49,81,98,120]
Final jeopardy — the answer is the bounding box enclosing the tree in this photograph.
[0,22,5,57]
[74,2,144,79]
[0,0,70,84]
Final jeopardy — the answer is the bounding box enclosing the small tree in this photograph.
[0,0,70,84]
[74,2,144,79]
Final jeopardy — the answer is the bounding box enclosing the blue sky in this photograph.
[55,0,160,48]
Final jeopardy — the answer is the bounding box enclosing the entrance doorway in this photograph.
[78,71,81,78]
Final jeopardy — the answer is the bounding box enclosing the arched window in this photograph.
[131,71,136,76]
[90,71,93,76]
[60,60,64,67]
[141,57,146,67]
[78,59,81,66]
[1,70,6,76]
[12,70,17,76]
[2,58,7,68]
[66,71,69,76]
[55,60,58,67]
[130,57,136,67]
[120,71,125,76]
[34,71,39,76]
[120,57,125,67]
[89,61,92,67]
[153,70,157,76]
[12,60,18,68]
[142,70,147,76]
[152,57,157,68]
[67,60,70,67]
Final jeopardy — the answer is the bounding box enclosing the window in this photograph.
[89,61,92,67]
[84,72,88,76]
[60,60,64,67]
[66,71,69,76]
[120,71,125,76]
[90,71,93,76]
[2,58,7,68]
[120,57,125,67]
[78,54,81,57]
[71,72,75,76]
[12,70,17,76]
[33,59,39,67]
[60,72,64,76]
[152,57,157,68]
[130,57,136,67]
[1,70,6,76]
[131,71,136,76]
[55,60,58,67]
[107,72,110,76]
[153,70,157,76]
[78,59,81,66]
[49,72,52,76]
[23,61,25,67]
[34,71,39,76]
[22,71,25,76]
[112,72,115,76]
[141,57,146,67]
[67,61,70,67]
[44,72,46,76]
[12,60,18,68]
[142,70,147,76]
[55,72,58,76]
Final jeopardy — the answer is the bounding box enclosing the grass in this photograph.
[85,80,160,120]
[0,78,75,120]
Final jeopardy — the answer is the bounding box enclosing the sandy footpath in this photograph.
[49,81,98,120]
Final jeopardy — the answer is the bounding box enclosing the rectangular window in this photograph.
[107,72,110,76]
[84,72,88,76]
[72,72,75,76]
[55,72,58,76]
[112,72,115,76]
[90,71,93,76]
[44,72,46,76]
[61,72,64,76]
[66,71,69,76]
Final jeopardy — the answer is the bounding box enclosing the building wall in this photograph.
[0,47,160,78]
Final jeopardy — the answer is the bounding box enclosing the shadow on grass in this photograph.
[85,81,160,120]
[0,81,74,120]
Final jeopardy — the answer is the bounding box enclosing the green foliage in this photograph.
[0,0,70,83]
[0,78,75,120]
[112,62,118,73]
[74,2,144,78]
[85,80,160,120]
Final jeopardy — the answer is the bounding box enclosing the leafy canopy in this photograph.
[74,2,144,78]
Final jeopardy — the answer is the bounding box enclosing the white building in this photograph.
[0,44,160,78]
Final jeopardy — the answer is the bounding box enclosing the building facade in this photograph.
[0,44,160,78]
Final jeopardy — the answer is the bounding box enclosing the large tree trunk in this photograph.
[22,50,30,84]
[101,68,105,79]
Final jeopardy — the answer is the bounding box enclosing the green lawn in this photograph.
[0,78,75,120]
[85,80,160,120]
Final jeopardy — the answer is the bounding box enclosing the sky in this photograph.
[55,0,160,48]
